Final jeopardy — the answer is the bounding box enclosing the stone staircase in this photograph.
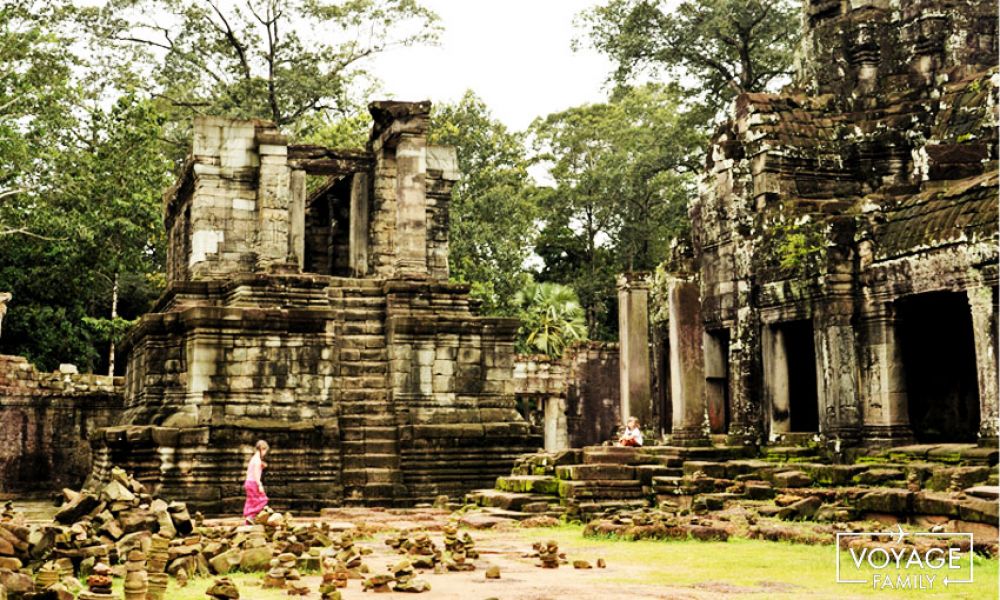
[467,445,755,519]
[468,442,999,539]
[329,280,406,505]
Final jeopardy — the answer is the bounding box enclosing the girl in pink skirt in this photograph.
[243,440,269,524]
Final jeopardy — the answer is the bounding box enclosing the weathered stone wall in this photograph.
[0,356,122,496]
[513,343,622,451]
[663,0,999,449]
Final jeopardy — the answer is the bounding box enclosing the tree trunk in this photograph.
[108,272,118,377]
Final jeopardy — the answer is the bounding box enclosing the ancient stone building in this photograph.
[658,0,998,449]
[87,101,539,512]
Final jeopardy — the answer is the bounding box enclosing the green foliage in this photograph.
[579,0,800,112]
[513,281,587,358]
[82,316,139,345]
[428,91,538,316]
[0,3,171,372]
[78,0,440,158]
[768,219,826,277]
[530,84,701,338]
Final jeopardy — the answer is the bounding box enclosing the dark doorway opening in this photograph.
[303,177,352,276]
[897,291,980,442]
[704,329,730,434]
[783,320,820,432]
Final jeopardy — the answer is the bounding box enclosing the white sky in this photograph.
[370,0,614,131]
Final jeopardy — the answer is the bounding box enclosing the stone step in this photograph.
[495,475,559,495]
[651,476,685,488]
[556,464,636,481]
[340,415,397,428]
[339,402,393,415]
[635,465,682,484]
[582,447,660,465]
[340,442,399,459]
[572,500,649,515]
[340,467,403,486]
[558,479,644,500]
[339,361,388,376]
[465,489,555,511]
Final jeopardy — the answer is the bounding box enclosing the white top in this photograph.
[623,426,643,446]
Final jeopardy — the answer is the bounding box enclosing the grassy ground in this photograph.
[108,524,998,600]
[490,525,999,600]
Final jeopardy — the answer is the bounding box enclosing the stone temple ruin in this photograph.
[464,0,998,548]
[80,101,539,512]
[650,0,999,450]
[0,0,996,543]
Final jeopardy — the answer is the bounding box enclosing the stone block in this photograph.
[555,464,636,481]
[773,470,814,488]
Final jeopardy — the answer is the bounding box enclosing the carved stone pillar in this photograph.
[617,273,652,428]
[967,286,999,445]
[393,135,428,277]
[859,302,913,445]
[663,275,709,446]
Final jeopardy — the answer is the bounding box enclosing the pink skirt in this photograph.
[243,480,268,519]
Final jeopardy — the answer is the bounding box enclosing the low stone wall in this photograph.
[514,343,621,451]
[0,355,123,496]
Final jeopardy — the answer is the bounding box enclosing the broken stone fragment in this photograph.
[484,565,500,579]
[54,493,100,525]
[205,576,240,599]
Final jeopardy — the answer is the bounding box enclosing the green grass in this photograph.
[488,525,998,599]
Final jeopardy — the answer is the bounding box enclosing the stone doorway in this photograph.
[763,320,820,435]
[897,291,981,442]
[704,329,730,434]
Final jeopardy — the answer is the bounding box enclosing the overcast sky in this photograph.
[370,0,614,131]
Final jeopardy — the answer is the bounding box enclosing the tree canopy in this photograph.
[78,0,440,150]
[429,91,538,316]
[530,84,703,338]
[579,0,800,112]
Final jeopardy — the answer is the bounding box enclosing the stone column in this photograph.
[761,324,790,436]
[349,172,370,277]
[859,302,913,445]
[663,275,709,446]
[255,131,292,271]
[967,286,999,444]
[618,273,653,429]
[813,314,862,444]
[393,134,428,277]
[288,169,306,270]
[544,395,569,452]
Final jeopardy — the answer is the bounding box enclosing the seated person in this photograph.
[618,417,643,447]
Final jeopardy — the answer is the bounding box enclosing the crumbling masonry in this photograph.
[655,0,998,449]
[86,101,539,512]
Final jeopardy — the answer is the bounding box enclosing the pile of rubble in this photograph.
[0,467,374,599]
[582,507,730,542]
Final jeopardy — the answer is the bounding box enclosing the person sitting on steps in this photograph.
[618,416,644,447]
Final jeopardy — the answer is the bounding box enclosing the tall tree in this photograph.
[531,84,702,338]
[579,0,800,111]
[0,2,172,371]
[78,0,440,153]
[428,91,538,316]
[0,0,78,235]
